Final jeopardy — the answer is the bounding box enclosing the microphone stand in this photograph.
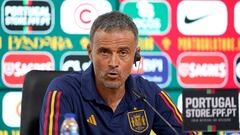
[132,90,179,135]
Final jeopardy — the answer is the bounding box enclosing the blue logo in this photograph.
[132,52,171,88]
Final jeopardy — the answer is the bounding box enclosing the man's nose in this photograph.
[109,53,119,68]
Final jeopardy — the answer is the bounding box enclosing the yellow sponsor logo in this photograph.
[80,36,89,50]
[0,130,20,135]
[8,36,73,51]
[162,37,171,50]
[138,37,154,51]
[178,37,240,52]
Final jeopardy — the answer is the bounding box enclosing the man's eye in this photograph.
[100,49,108,55]
[119,51,128,57]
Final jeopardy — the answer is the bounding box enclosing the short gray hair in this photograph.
[90,11,138,43]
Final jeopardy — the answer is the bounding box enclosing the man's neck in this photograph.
[97,86,125,112]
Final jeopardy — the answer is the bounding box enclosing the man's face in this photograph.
[88,29,137,90]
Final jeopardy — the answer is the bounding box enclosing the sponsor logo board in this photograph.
[60,0,112,34]
[131,52,171,88]
[120,0,171,36]
[183,89,239,131]
[2,92,22,127]
[2,52,55,87]
[177,0,227,35]
[1,0,54,34]
[177,52,228,88]
[60,51,91,71]
[235,2,240,34]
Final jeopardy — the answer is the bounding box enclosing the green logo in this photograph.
[120,1,171,36]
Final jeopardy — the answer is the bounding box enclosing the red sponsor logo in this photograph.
[177,52,228,88]
[2,52,55,87]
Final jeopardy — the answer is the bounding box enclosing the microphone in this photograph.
[132,89,179,135]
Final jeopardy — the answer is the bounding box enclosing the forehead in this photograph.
[92,29,136,49]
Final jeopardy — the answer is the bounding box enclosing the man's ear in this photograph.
[136,46,140,53]
[87,44,92,60]
[133,46,141,64]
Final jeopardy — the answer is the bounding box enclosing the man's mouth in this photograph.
[106,72,119,79]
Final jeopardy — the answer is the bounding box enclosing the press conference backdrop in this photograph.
[0,0,240,134]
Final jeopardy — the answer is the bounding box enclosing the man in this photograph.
[40,11,192,135]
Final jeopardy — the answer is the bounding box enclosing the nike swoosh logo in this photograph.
[184,15,209,24]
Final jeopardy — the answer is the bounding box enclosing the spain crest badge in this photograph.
[127,109,149,133]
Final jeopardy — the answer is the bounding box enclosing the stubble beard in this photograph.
[103,81,121,89]
[100,71,128,90]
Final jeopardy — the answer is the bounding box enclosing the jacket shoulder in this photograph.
[47,71,83,93]
[134,76,162,99]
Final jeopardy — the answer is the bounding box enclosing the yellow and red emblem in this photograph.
[127,109,149,133]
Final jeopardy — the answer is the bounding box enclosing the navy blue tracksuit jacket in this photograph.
[40,64,193,135]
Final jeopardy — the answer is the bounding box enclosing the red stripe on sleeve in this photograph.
[44,91,52,135]
[161,91,182,118]
[54,91,62,135]
[159,93,183,126]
